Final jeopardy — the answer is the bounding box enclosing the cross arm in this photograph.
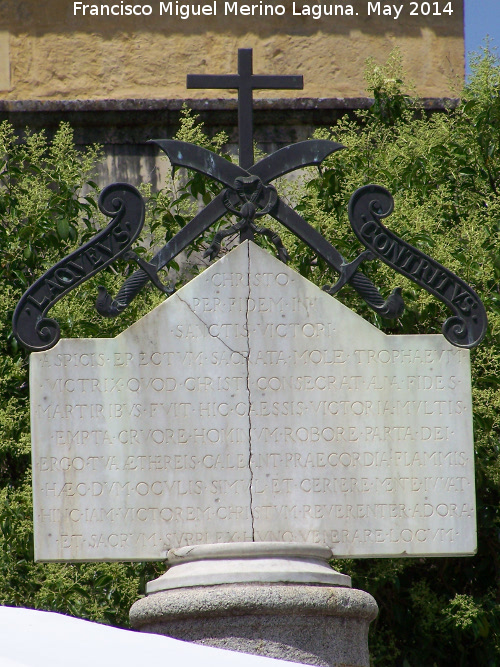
[187,75,240,89]
[251,75,303,89]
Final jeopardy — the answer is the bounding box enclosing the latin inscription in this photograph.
[31,242,475,560]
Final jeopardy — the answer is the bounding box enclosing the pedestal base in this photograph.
[130,544,378,667]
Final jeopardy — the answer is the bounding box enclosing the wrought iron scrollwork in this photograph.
[204,175,289,263]
[13,183,145,352]
[348,184,487,348]
[12,49,487,351]
[95,140,404,321]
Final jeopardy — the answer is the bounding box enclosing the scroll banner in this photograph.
[12,183,145,352]
[348,184,487,348]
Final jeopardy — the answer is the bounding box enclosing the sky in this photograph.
[464,0,500,73]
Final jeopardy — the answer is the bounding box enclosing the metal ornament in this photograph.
[187,47,303,173]
[12,48,487,351]
[206,177,285,262]
[92,48,400,319]
[96,139,404,321]
[12,183,145,352]
[348,184,487,348]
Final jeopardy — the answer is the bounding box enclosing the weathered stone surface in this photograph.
[130,581,378,667]
[2,1,463,99]
[31,241,476,561]
[146,543,352,592]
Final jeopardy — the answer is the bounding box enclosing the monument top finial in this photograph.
[187,48,303,169]
[12,49,487,352]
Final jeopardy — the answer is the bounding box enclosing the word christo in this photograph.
[73,2,454,20]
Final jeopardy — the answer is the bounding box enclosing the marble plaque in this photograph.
[31,241,476,561]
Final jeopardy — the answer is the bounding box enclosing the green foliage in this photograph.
[1,49,500,665]
[0,113,229,627]
[136,106,231,279]
[0,123,166,626]
[297,48,500,666]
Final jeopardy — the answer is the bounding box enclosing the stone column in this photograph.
[130,543,378,667]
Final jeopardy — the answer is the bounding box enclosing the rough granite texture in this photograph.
[130,583,378,667]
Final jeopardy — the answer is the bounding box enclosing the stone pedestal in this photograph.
[130,543,378,667]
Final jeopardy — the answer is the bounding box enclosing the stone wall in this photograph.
[0,0,464,100]
[0,96,457,189]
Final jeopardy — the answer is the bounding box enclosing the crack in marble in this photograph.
[245,244,255,540]
[174,293,248,359]
[175,261,254,539]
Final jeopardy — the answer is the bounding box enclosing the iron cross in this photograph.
[187,48,303,170]
[13,48,487,350]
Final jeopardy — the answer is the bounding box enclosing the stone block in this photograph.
[30,241,476,560]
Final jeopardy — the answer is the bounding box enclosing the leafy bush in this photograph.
[0,113,230,626]
[293,48,500,666]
